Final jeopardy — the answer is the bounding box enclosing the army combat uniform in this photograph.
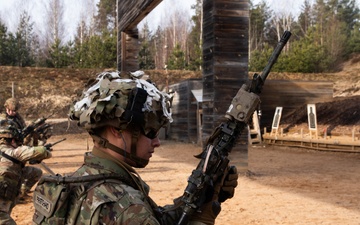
[32,71,237,225]
[34,146,206,225]
[64,147,201,225]
[0,113,26,132]
[0,144,49,225]
[1,97,26,131]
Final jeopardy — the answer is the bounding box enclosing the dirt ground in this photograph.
[11,132,360,225]
[3,56,360,224]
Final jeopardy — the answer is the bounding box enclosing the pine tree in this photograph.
[15,11,35,67]
[139,22,155,69]
[0,21,8,65]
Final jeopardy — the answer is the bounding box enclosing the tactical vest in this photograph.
[32,173,138,225]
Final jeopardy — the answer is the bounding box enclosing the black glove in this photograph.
[218,165,238,202]
[189,165,238,225]
[189,201,221,225]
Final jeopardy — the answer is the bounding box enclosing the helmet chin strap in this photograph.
[90,132,149,168]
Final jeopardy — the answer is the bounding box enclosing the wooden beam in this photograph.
[118,0,163,31]
[117,0,162,72]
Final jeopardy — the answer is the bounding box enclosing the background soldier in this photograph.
[1,98,26,131]
[1,97,52,146]
[0,119,51,225]
[33,71,238,224]
[1,97,52,197]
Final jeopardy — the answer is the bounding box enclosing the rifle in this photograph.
[21,114,53,140]
[29,138,66,165]
[177,31,292,225]
[43,137,66,150]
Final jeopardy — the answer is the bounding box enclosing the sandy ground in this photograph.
[11,133,360,225]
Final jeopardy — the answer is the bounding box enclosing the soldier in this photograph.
[0,119,51,225]
[2,97,52,147]
[1,98,26,131]
[1,98,52,198]
[33,71,238,224]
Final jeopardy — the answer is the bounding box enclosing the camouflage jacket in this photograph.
[0,144,48,212]
[0,112,26,130]
[66,147,208,225]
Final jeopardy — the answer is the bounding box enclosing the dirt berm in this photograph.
[0,60,359,134]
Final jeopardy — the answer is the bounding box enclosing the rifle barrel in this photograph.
[260,31,292,82]
[51,138,66,146]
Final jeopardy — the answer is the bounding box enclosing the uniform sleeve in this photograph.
[92,202,161,225]
[9,145,47,162]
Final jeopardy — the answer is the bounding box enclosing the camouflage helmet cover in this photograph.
[4,98,19,111]
[0,119,21,140]
[69,71,173,136]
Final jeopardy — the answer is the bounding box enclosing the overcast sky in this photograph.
[0,0,196,42]
[2,0,359,42]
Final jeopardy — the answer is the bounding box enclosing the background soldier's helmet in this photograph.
[69,71,173,138]
[4,98,20,111]
[0,119,22,141]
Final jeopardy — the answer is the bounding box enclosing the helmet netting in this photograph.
[69,71,173,133]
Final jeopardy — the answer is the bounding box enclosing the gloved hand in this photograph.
[44,150,52,159]
[32,146,52,163]
[44,144,53,152]
[189,165,238,225]
[189,201,221,225]
[218,165,238,202]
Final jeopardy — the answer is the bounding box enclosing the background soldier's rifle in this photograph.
[29,137,66,165]
[22,116,49,138]
[21,114,53,145]
[177,31,292,225]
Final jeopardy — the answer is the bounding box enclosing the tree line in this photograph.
[0,0,359,73]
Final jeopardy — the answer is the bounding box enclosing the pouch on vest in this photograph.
[33,175,70,225]
[0,176,20,200]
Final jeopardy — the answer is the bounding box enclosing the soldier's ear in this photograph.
[109,126,121,138]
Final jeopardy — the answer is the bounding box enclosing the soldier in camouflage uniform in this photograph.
[1,98,26,132]
[33,71,238,225]
[1,98,51,146]
[0,119,52,225]
[1,98,51,198]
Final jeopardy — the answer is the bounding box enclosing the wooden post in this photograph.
[117,0,163,72]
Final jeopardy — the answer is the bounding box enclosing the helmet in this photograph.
[69,71,173,167]
[69,70,173,134]
[4,98,20,111]
[0,119,22,140]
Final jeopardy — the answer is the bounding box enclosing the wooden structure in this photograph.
[202,0,250,152]
[117,0,162,73]
[248,111,262,145]
[117,0,251,171]
[168,79,203,143]
[259,80,334,131]
[263,131,360,153]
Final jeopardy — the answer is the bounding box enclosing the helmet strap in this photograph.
[90,132,149,168]
[130,127,149,168]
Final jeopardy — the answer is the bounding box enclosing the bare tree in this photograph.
[272,12,294,51]
[44,0,65,47]
[158,0,192,68]
[76,1,97,44]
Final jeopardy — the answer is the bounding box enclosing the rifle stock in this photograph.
[177,31,291,225]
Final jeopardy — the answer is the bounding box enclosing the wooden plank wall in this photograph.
[260,80,334,131]
[168,79,203,143]
[120,30,140,73]
[117,0,162,72]
[202,0,249,152]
